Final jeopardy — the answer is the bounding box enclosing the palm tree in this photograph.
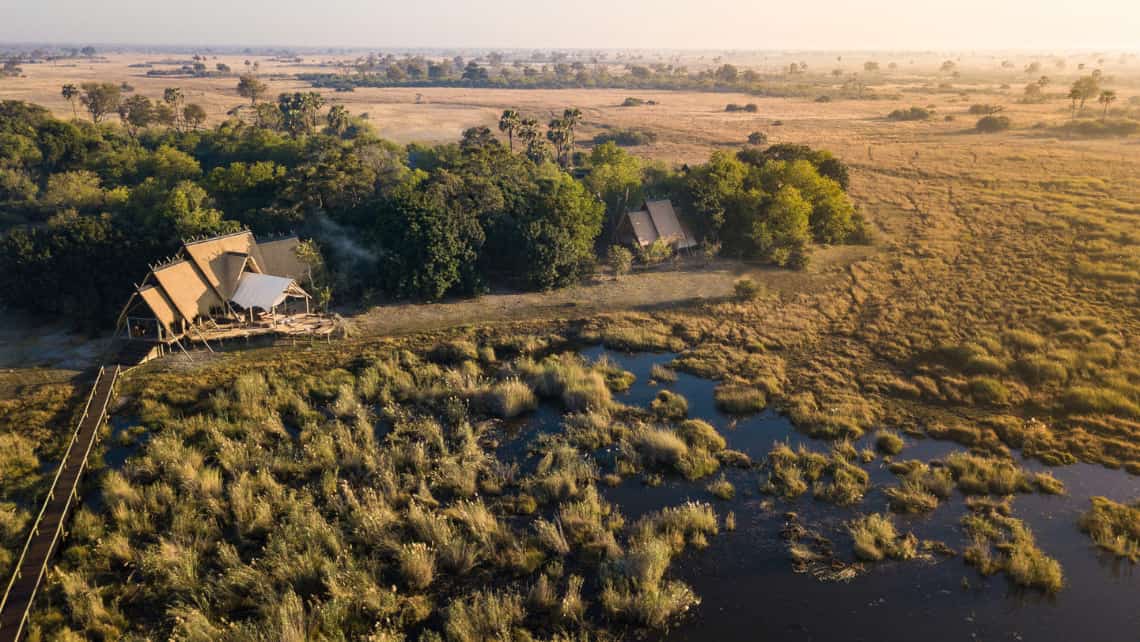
[1097,90,1117,121]
[546,119,568,166]
[498,109,521,152]
[326,105,350,136]
[1067,87,1081,119]
[557,107,582,167]
[61,84,79,119]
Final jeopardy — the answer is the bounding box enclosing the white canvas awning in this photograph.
[230,272,308,312]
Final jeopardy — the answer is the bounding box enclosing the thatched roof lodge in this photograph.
[117,230,314,346]
[614,199,697,250]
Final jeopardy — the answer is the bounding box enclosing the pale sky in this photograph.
[3,0,1139,51]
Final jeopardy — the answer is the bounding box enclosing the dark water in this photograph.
[579,347,1140,642]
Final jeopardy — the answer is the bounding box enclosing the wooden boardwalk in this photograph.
[0,366,120,642]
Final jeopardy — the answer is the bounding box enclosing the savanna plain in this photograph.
[1,49,1139,641]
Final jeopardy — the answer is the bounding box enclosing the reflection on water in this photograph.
[583,347,1140,642]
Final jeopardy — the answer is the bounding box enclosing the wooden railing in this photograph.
[0,365,120,642]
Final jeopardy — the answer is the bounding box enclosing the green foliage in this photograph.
[0,101,610,323]
[607,245,633,277]
[593,128,658,146]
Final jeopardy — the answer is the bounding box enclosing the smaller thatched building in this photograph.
[614,200,697,250]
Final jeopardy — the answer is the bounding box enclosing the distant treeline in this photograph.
[298,58,890,99]
[0,97,865,327]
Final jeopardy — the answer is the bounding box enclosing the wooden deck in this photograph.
[0,366,119,642]
[186,313,339,345]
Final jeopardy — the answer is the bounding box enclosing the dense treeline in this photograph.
[300,58,869,98]
[0,98,863,328]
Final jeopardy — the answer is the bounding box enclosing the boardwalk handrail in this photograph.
[0,365,120,640]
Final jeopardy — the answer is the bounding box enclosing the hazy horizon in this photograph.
[5,0,1140,52]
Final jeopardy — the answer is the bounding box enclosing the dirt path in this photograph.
[349,253,867,337]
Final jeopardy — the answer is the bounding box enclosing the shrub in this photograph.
[887,106,932,121]
[608,245,633,277]
[733,278,762,301]
[725,103,758,113]
[747,131,768,145]
[593,128,658,146]
[975,115,1011,133]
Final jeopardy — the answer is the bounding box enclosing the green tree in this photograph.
[117,94,154,137]
[749,185,811,268]
[236,72,268,106]
[582,142,643,237]
[517,167,604,289]
[79,82,121,123]
[182,103,207,130]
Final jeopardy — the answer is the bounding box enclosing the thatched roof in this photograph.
[617,200,696,249]
[130,232,311,338]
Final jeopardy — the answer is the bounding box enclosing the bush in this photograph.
[593,128,658,146]
[725,103,758,113]
[608,245,633,277]
[975,115,1011,133]
[887,106,932,121]
[733,278,762,301]
[747,131,768,145]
